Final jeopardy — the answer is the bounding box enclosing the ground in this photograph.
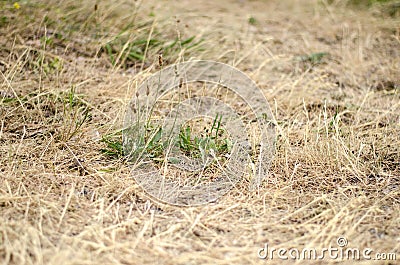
[0,0,399,264]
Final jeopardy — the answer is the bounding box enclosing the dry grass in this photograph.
[0,0,399,264]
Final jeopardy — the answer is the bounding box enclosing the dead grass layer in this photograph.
[0,0,399,264]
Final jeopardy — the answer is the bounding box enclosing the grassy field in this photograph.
[0,0,399,264]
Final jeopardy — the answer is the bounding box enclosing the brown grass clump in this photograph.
[0,0,399,264]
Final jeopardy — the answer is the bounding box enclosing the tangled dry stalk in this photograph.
[0,0,399,264]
